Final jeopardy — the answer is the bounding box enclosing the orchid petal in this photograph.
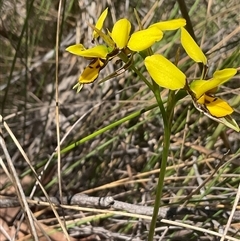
[196,94,206,104]
[150,18,186,30]
[66,44,85,53]
[181,27,207,65]
[111,18,131,49]
[190,79,209,99]
[213,68,237,81]
[145,54,186,90]
[93,8,108,39]
[191,78,225,99]
[128,27,163,51]
[79,59,105,84]
[205,97,233,117]
[66,44,110,59]
[191,68,237,99]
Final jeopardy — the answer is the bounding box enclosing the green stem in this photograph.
[147,89,175,241]
[152,82,167,124]
[121,46,175,240]
[177,0,196,42]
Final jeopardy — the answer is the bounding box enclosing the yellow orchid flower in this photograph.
[65,44,111,85]
[144,53,239,131]
[66,7,187,87]
[190,68,237,117]
[179,27,237,118]
[65,8,111,86]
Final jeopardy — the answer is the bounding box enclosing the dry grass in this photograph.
[0,0,240,240]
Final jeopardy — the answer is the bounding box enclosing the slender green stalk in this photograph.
[148,88,175,241]
[148,124,171,241]
[130,45,175,240]
[177,0,196,42]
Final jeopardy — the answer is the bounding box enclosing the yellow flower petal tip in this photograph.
[66,45,110,59]
[150,18,186,31]
[93,8,108,39]
[128,27,163,52]
[213,68,237,80]
[181,27,207,65]
[111,18,131,49]
[145,54,186,90]
[66,44,85,54]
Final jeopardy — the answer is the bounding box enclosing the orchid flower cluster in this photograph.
[66,8,185,88]
[66,8,239,132]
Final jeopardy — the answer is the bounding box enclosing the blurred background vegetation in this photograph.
[0,0,240,240]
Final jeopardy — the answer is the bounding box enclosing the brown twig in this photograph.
[1,194,239,221]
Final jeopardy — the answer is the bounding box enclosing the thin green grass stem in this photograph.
[1,0,35,114]
[61,103,157,154]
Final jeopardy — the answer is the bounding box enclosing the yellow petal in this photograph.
[93,8,108,39]
[213,68,237,81]
[145,54,186,90]
[79,59,105,84]
[181,27,207,65]
[66,43,85,52]
[191,79,225,99]
[205,97,233,117]
[191,68,237,99]
[193,97,239,131]
[150,18,186,31]
[127,27,163,51]
[66,44,110,59]
[196,94,206,104]
[190,79,209,99]
[79,66,99,84]
[111,18,131,49]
